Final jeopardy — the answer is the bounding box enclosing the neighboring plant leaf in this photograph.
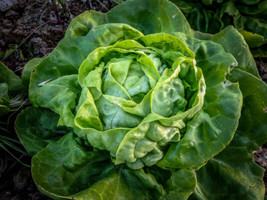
[0,62,25,116]
[239,30,267,48]
[170,0,267,57]
[0,83,10,115]
[0,105,10,117]
[0,61,25,97]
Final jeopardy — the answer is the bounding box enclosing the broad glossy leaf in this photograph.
[65,0,192,36]
[30,75,81,127]
[32,132,174,200]
[0,83,10,107]
[32,132,111,198]
[210,26,260,77]
[0,105,10,116]
[21,58,42,87]
[189,133,265,200]
[166,169,197,200]
[74,169,167,200]
[15,107,66,156]
[0,83,10,116]
[227,68,267,149]
[189,66,267,200]
[104,0,191,34]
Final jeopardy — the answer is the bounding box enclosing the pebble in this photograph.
[0,0,18,12]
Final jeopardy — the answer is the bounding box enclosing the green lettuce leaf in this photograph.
[21,58,42,87]
[0,61,25,116]
[15,106,68,156]
[32,131,196,200]
[189,67,267,200]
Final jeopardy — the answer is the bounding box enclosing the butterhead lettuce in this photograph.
[15,0,267,199]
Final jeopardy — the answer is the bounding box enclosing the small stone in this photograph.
[30,37,49,56]
[3,20,14,29]
[13,167,29,191]
[0,39,6,47]
[27,184,34,192]
[2,28,10,35]
[262,74,267,81]
[5,10,19,18]
[11,195,20,200]
[1,19,10,24]
[0,0,19,12]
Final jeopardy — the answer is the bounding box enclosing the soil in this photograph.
[0,0,266,199]
[0,0,116,73]
[255,58,267,83]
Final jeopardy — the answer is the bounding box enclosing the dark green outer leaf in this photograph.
[31,131,164,199]
[239,30,267,48]
[31,130,198,200]
[0,105,10,116]
[250,45,267,57]
[32,132,111,199]
[104,0,191,35]
[21,58,42,87]
[166,169,197,200]
[0,62,25,116]
[0,83,9,102]
[209,27,260,77]
[189,136,265,200]
[0,83,10,116]
[227,68,267,149]
[194,26,260,77]
[66,0,191,37]
[189,68,267,200]
[15,106,65,156]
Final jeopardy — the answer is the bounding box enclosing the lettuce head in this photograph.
[15,0,267,199]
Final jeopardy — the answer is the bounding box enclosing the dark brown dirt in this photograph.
[254,144,267,195]
[0,0,116,73]
[255,58,267,83]
[0,0,266,199]
[254,57,267,195]
[0,158,49,200]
